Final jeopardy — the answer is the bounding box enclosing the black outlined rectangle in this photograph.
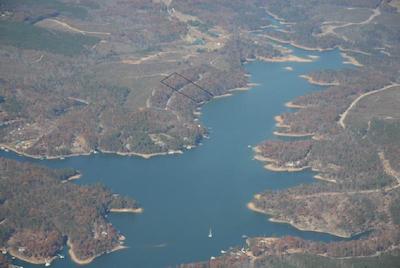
[160,72,214,103]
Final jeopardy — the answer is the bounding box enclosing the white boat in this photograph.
[208,228,213,238]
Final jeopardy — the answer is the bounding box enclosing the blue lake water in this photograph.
[2,45,348,267]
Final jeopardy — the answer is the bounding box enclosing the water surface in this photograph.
[3,45,347,267]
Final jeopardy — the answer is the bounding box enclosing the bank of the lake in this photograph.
[3,45,348,268]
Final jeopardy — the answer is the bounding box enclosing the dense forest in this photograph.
[0,0,285,159]
[1,0,400,267]
[0,158,140,264]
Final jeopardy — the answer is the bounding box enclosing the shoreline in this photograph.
[252,146,279,163]
[67,239,126,265]
[0,80,260,162]
[0,143,186,161]
[261,34,331,52]
[0,144,93,160]
[264,163,310,172]
[64,173,82,182]
[253,154,279,163]
[341,52,363,67]
[253,148,310,172]
[213,93,233,99]
[247,202,352,238]
[273,131,314,137]
[110,207,144,213]
[247,202,266,214]
[285,101,307,109]
[274,115,290,128]
[100,149,183,159]
[228,83,260,92]
[8,248,56,265]
[268,218,352,238]
[299,75,340,86]
[271,112,315,137]
[3,5,385,266]
[257,55,313,63]
[264,8,292,25]
[314,174,337,183]
[260,34,372,72]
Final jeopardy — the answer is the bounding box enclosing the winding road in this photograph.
[338,83,400,129]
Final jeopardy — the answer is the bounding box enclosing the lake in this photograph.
[3,43,348,267]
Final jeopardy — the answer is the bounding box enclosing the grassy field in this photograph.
[0,21,99,56]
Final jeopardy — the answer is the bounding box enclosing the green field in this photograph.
[0,21,99,56]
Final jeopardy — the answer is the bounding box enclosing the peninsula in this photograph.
[0,158,141,265]
[1,0,400,267]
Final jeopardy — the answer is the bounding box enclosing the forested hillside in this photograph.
[0,158,140,264]
[182,0,400,267]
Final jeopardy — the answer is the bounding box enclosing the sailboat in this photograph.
[208,228,213,238]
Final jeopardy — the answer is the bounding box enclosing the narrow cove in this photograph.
[2,45,349,268]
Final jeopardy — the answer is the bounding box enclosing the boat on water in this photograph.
[208,228,213,238]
